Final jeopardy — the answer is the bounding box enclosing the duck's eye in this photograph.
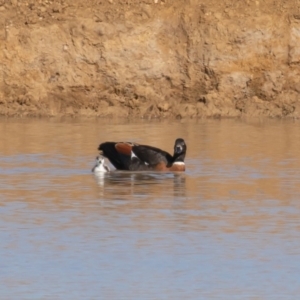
[175,145,183,153]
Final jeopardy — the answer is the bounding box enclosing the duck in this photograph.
[98,138,186,171]
[91,155,110,173]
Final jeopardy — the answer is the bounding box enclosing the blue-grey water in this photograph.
[0,118,300,299]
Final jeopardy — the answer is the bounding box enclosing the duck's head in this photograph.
[173,138,186,161]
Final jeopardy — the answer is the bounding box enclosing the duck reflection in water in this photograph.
[93,169,186,200]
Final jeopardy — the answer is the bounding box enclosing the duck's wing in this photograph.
[98,142,137,170]
[132,144,173,167]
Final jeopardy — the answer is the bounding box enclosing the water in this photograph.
[0,118,300,299]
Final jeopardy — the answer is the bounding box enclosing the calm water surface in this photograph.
[0,118,300,299]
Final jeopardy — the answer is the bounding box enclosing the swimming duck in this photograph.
[98,138,186,171]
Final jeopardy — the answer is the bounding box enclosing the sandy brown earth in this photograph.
[0,0,300,118]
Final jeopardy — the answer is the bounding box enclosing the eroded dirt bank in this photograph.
[1,0,300,118]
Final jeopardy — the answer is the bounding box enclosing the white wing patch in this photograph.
[131,150,149,165]
[131,151,138,159]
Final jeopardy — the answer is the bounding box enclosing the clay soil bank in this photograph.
[1,0,300,119]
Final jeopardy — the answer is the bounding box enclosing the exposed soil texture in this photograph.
[1,0,300,118]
